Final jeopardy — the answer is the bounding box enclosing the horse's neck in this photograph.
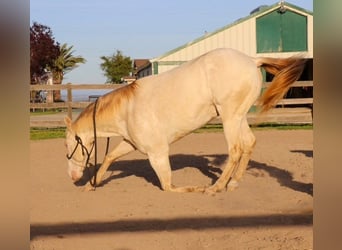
[73,112,95,136]
[73,85,137,138]
[74,106,123,138]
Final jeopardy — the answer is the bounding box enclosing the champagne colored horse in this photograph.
[64,48,306,193]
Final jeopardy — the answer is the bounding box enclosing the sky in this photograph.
[30,0,313,84]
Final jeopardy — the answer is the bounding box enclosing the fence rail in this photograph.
[30,81,313,127]
[30,83,124,118]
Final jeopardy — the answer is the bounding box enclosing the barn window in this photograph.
[256,9,308,53]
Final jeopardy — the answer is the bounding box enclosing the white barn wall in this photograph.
[156,18,257,74]
[159,18,256,61]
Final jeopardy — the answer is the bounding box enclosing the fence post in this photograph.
[67,83,72,119]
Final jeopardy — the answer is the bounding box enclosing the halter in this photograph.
[66,135,94,167]
[66,98,110,188]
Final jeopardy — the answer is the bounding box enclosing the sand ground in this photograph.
[30,130,313,250]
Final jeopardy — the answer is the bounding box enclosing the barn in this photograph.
[147,1,313,80]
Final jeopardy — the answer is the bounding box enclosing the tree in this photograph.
[47,43,86,101]
[100,50,133,83]
[30,22,60,83]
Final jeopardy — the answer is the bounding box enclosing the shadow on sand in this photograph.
[76,151,312,196]
[31,212,312,240]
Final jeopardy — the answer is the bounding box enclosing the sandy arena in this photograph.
[30,129,313,250]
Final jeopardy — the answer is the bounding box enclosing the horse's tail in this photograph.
[255,56,307,113]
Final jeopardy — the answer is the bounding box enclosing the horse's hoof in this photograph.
[83,184,96,192]
[204,187,218,196]
[227,180,239,191]
[194,186,206,193]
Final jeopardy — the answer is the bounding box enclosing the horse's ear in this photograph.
[64,116,72,129]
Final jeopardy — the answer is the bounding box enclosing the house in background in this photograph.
[122,59,150,84]
[137,1,313,84]
[133,59,151,79]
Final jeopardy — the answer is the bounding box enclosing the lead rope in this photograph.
[89,98,110,188]
[90,98,99,188]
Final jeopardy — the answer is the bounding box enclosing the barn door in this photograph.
[256,9,307,53]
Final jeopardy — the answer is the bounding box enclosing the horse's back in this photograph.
[137,48,260,98]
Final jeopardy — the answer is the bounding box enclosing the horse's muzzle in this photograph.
[71,170,83,181]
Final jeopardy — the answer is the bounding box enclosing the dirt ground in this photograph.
[30,130,313,250]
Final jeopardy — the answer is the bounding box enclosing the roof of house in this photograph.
[133,59,150,71]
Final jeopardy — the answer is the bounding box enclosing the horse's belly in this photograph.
[126,102,217,152]
[165,104,218,143]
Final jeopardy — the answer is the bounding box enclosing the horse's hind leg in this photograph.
[227,118,256,190]
[148,149,205,193]
[205,116,244,194]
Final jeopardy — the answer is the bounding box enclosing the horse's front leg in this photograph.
[148,150,206,193]
[83,139,135,191]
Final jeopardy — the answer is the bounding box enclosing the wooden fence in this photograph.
[29,81,313,128]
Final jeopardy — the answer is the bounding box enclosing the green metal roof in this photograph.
[152,1,313,61]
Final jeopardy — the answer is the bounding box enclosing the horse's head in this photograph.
[64,117,94,182]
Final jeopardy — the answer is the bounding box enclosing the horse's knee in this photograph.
[246,137,256,151]
[243,132,256,150]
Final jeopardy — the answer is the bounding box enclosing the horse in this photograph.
[64,48,306,193]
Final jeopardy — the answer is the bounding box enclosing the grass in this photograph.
[30,127,66,140]
[250,123,313,130]
[30,109,64,116]
[30,123,313,140]
[195,124,224,133]
[195,123,313,133]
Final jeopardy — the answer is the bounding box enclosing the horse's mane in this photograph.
[74,81,139,124]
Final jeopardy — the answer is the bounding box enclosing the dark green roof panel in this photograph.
[256,9,307,53]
